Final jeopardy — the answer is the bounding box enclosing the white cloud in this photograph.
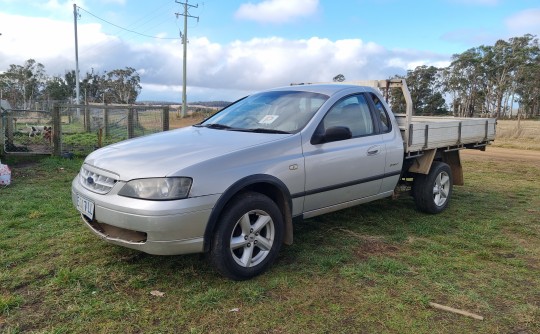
[505,8,540,35]
[0,12,449,102]
[235,0,319,24]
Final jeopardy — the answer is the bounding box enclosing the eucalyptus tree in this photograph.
[44,76,72,101]
[64,70,77,101]
[442,47,486,117]
[80,70,106,104]
[103,67,141,104]
[443,34,539,118]
[0,59,46,108]
[506,35,540,118]
[389,65,448,116]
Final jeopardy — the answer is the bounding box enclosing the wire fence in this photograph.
[1,109,53,155]
[60,104,170,155]
[2,104,171,156]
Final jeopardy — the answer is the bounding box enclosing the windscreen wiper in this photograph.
[196,123,233,130]
[238,128,291,134]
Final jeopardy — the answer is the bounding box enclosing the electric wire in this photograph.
[118,2,178,39]
[77,5,181,40]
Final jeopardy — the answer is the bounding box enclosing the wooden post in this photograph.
[162,106,170,131]
[5,112,14,151]
[127,108,134,139]
[98,128,103,148]
[84,105,91,132]
[103,107,109,138]
[0,113,4,156]
[52,104,61,156]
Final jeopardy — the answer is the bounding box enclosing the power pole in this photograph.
[175,0,198,118]
[73,4,81,114]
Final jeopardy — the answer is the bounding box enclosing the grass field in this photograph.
[1,129,539,333]
[493,119,540,151]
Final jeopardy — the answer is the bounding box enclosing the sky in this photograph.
[1,0,539,102]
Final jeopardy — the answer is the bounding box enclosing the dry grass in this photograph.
[169,113,207,129]
[493,120,540,151]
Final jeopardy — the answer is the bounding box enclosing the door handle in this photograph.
[367,145,380,156]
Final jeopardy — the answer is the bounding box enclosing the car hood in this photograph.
[84,126,291,180]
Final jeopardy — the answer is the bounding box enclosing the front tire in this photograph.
[210,192,284,280]
[413,161,453,214]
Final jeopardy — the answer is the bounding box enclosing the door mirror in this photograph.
[311,126,352,144]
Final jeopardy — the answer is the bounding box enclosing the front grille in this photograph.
[79,164,118,194]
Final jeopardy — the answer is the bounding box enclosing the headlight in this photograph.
[118,177,192,200]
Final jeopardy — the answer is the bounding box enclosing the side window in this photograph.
[369,93,391,133]
[323,95,375,137]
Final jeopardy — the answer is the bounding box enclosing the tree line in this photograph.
[389,34,540,119]
[0,59,141,108]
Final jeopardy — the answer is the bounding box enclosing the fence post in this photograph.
[0,113,4,156]
[103,106,109,138]
[84,104,91,132]
[52,104,61,156]
[5,112,14,151]
[162,106,170,131]
[127,108,134,139]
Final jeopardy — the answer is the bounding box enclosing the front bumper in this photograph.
[71,176,220,255]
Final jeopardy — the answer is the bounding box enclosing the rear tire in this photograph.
[210,192,284,280]
[413,161,453,214]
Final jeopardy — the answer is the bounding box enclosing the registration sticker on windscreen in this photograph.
[77,194,95,220]
[258,115,279,124]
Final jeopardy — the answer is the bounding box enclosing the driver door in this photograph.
[302,94,386,213]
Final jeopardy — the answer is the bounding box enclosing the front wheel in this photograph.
[413,161,453,214]
[210,192,284,280]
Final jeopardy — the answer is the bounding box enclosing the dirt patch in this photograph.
[330,228,400,259]
[10,161,40,169]
[354,241,399,260]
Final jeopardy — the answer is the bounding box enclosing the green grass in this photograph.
[0,154,539,333]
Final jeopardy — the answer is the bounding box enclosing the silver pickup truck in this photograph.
[71,79,496,280]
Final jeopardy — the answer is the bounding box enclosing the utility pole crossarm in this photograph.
[175,0,199,118]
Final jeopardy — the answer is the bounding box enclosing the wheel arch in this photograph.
[406,148,463,186]
[203,174,294,252]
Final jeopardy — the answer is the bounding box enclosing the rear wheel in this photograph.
[413,161,453,214]
[210,192,284,280]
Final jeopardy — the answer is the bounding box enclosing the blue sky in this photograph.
[1,0,539,102]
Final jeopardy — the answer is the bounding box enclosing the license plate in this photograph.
[77,194,95,220]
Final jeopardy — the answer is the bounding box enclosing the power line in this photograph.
[73,3,179,72]
[77,5,181,40]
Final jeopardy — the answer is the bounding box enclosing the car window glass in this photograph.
[370,93,391,133]
[323,94,374,137]
[203,91,328,133]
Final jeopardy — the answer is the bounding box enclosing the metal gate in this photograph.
[2,109,53,155]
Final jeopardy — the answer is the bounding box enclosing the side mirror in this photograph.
[311,126,352,144]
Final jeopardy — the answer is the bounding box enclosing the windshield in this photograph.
[199,90,328,133]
